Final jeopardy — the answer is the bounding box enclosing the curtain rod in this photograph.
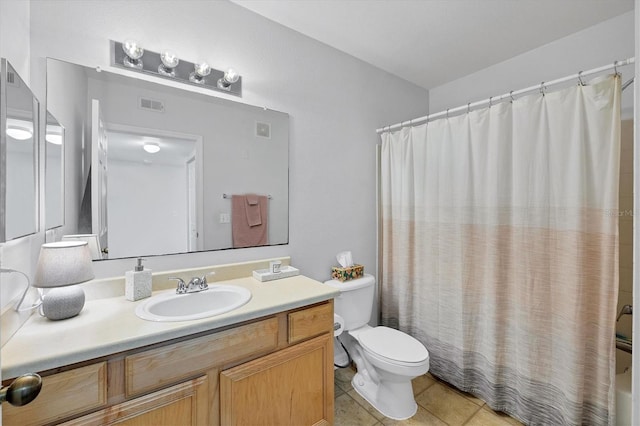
[376,57,635,134]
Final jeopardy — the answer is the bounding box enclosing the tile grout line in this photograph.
[460,404,484,426]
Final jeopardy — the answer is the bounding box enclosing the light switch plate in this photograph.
[220,213,230,223]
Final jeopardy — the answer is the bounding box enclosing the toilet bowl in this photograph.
[325,275,430,420]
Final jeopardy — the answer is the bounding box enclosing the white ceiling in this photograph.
[231,0,634,90]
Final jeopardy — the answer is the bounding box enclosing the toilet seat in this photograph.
[358,326,428,366]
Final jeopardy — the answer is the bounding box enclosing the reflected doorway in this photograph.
[104,124,203,258]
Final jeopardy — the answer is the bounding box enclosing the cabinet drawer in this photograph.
[3,362,107,426]
[125,317,278,397]
[61,376,208,426]
[288,301,333,344]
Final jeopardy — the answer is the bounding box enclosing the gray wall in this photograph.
[27,0,430,284]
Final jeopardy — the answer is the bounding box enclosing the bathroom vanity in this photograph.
[1,260,338,425]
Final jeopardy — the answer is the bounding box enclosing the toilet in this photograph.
[325,274,429,420]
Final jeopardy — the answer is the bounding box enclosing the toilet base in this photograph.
[351,372,418,420]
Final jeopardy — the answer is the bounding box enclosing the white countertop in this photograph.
[2,274,339,379]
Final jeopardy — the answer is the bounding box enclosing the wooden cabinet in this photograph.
[61,376,208,426]
[3,362,107,426]
[2,300,333,426]
[220,333,333,426]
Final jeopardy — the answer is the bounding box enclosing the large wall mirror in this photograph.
[46,58,289,260]
[1,59,39,242]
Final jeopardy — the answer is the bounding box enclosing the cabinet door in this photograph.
[62,376,208,426]
[220,333,333,426]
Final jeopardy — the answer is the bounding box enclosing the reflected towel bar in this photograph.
[222,193,272,199]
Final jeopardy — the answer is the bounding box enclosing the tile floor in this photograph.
[334,367,524,426]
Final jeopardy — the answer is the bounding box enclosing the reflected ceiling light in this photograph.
[46,125,62,145]
[6,120,33,140]
[143,142,160,154]
[189,61,211,84]
[158,50,179,77]
[217,68,240,90]
[122,39,144,69]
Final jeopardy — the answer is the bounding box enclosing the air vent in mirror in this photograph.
[139,97,165,113]
[6,70,18,87]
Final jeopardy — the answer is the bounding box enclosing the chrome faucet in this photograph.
[616,304,633,322]
[169,272,213,294]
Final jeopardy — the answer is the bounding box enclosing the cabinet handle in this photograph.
[0,373,42,406]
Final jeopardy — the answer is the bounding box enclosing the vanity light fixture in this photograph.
[189,61,211,84]
[122,39,144,69]
[158,50,179,77]
[217,68,240,90]
[33,241,95,321]
[143,142,160,154]
[111,40,242,96]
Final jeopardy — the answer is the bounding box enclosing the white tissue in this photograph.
[336,251,354,267]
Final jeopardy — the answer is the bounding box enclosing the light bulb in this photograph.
[189,61,211,84]
[217,68,240,90]
[223,68,240,84]
[195,62,211,77]
[122,40,144,60]
[160,50,179,68]
[158,50,179,77]
[122,40,144,69]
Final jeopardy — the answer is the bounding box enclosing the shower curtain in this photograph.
[380,75,620,426]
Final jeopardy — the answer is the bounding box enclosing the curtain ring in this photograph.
[509,91,515,102]
[614,60,619,76]
[467,102,471,114]
[446,108,450,118]
[539,82,546,96]
[578,71,585,86]
[488,96,493,108]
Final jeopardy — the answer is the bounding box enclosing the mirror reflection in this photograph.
[1,59,38,241]
[47,58,289,260]
[45,111,64,230]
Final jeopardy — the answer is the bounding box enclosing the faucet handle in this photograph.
[200,272,215,287]
[198,272,214,290]
[169,277,187,294]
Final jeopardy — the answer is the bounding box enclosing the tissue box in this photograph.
[331,264,364,282]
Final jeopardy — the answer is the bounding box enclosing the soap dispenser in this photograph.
[125,258,152,301]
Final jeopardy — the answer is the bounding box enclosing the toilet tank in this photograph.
[324,274,375,330]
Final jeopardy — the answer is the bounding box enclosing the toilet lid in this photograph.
[358,326,428,364]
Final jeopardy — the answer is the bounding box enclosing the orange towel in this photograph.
[232,195,268,248]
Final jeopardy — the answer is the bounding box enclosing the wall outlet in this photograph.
[219,213,230,224]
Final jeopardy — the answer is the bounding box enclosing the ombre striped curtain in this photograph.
[380,75,620,426]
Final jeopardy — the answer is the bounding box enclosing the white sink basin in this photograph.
[135,285,252,322]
